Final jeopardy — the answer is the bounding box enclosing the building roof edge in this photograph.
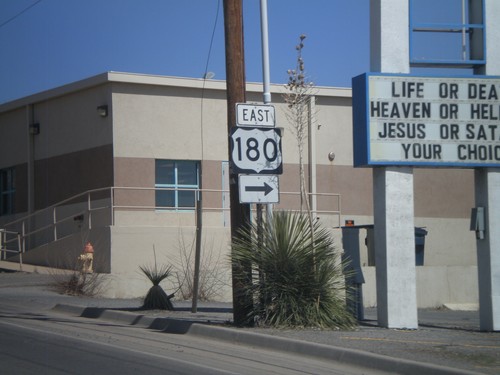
[0,71,352,113]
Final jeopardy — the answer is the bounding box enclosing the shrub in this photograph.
[231,211,355,329]
[49,243,105,297]
[52,270,104,296]
[174,232,228,302]
[140,250,174,310]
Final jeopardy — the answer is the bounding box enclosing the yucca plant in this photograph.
[140,249,174,310]
[231,211,356,329]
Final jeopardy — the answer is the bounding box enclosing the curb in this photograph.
[53,304,199,334]
[188,324,482,375]
[53,304,482,375]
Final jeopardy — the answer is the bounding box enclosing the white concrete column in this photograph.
[475,169,500,331]
[474,0,500,332]
[370,0,418,329]
[373,168,417,328]
[370,0,409,73]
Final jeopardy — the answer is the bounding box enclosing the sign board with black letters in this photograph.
[352,73,500,167]
[236,104,275,127]
[229,126,283,174]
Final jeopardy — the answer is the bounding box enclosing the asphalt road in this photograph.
[0,320,220,375]
[0,291,388,375]
[1,269,498,374]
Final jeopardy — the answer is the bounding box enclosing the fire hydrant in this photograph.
[78,242,94,273]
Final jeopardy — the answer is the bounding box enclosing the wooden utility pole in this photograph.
[223,0,253,326]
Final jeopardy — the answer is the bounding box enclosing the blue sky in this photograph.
[0,0,372,104]
[0,0,471,105]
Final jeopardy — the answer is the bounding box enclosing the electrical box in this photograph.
[470,207,485,240]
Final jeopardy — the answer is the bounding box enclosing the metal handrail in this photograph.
[0,229,23,270]
[1,187,113,253]
[1,186,341,254]
[2,187,112,228]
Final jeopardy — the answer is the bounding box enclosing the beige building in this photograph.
[0,72,477,306]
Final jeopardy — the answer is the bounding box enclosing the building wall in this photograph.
[111,82,227,161]
[0,84,114,214]
[30,85,114,208]
[31,86,113,160]
[33,145,113,209]
[0,107,28,167]
[0,107,30,215]
[0,73,479,305]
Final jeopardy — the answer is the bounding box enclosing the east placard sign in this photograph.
[352,73,500,167]
[229,127,283,174]
[236,104,275,127]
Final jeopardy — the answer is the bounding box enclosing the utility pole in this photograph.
[223,0,253,326]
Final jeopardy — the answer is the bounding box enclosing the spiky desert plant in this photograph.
[231,210,356,329]
[140,248,174,310]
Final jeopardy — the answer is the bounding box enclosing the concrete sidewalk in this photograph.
[1,268,499,374]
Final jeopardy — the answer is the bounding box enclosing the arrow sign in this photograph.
[245,182,273,196]
[239,175,279,203]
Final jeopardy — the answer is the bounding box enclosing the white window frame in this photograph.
[155,160,199,211]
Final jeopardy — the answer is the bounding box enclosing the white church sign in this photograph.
[352,73,500,167]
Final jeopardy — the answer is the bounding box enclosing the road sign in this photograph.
[230,127,282,174]
[239,175,279,203]
[236,103,275,127]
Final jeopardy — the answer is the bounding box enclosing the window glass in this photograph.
[0,168,15,216]
[155,160,175,185]
[155,190,175,207]
[178,190,196,208]
[177,161,198,185]
[155,160,199,210]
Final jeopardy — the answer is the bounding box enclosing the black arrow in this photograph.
[245,182,273,196]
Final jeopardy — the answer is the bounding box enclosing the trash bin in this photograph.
[415,227,428,266]
[341,226,366,321]
[365,226,428,266]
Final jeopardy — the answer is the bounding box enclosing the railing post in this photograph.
[110,187,115,226]
[21,221,26,253]
[338,194,342,228]
[0,229,4,260]
[53,207,57,241]
[17,233,22,271]
[88,192,92,229]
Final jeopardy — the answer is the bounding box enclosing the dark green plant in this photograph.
[231,211,356,329]
[140,249,174,310]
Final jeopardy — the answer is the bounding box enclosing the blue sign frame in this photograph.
[352,72,500,168]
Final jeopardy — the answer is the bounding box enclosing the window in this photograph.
[155,160,199,210]
[0,168,15,216]
[410,0,484,67]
